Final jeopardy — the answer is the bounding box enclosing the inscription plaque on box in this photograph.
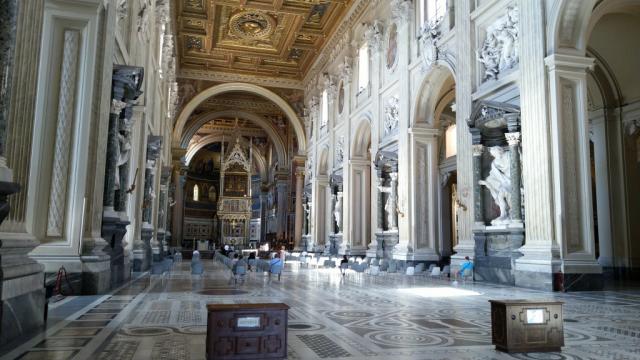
[489,299,564,353]
[237,316,261,328]
[525,308,545,324]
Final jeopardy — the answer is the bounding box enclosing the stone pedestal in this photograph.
[155,230,166,262]
[472,224,524,285]
[134,224,154,272]
[0,233,45,346]
[330,233,344,255]
[101,211,129,289]
[372,231,399,259]
[301,234,313,252]
[81,234,111,295]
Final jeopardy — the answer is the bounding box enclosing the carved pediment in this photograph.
[468,101,520,131]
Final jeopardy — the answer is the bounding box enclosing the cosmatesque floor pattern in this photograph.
[3,261,640,360]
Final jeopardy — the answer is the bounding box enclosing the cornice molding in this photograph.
[303,0,379,87]
[178,69,304,90]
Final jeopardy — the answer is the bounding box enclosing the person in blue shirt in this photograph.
[269,253,284,281]
[453,256,473,285]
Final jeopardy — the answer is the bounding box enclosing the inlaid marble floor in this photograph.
[3,261,640,360]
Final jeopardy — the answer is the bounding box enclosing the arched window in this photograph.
[358,43,369,93]
[419,0,447,27]
[193,184,199,201]
[321,89,329,128]
[445,124,457,158]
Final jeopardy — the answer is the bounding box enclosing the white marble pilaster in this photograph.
[451,0,474,266]
[545,53,601,276]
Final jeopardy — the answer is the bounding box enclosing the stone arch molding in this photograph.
[173,82,306,154]
[181,109,287,166]
[413,65,456,127]
[548,0,598,53]
[317,146,330,176]
[352,118,372,159]
[185,133,268,182]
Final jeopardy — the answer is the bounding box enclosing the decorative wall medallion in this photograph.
[384,96,400,135]
[477,7,519,81]
[338,81,345,114]
[229,11,276,40]
[386,23,398,70]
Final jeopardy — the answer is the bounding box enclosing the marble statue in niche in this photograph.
[479,146,511,224]
[333,194,342,232]
[386,23,398,70]
[477,6,519,81]
[377,183,394,229]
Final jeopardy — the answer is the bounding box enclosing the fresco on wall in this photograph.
[386,23,398,70]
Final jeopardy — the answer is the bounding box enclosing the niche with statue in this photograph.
[468,101,524,285]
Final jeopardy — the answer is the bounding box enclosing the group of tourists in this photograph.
[226,246,286,284]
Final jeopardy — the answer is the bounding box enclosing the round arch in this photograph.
[181,109,287,166]
[352,119,372,159]
[548,0,598,53]
[185,133,269,182]
[413,65,456,127]
[173,82,306,154]
[317,146,330,176]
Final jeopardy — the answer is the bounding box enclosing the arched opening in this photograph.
[172,82,306,155]
[585,4,640,279]
[410,65,456,263]
[351,120,372,256]
[551,0,640,285]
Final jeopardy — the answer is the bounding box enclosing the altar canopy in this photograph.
[218,132,252,246]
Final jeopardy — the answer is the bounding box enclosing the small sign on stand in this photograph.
[206,303,289,360]
[489,299,564,353]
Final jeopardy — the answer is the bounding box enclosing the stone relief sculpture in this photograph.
[137,0,151,35]
[477,6,519,81]
[479,146,512,224]
[117,0,129,25]
[384,96,400,134]
[335,136,344,166]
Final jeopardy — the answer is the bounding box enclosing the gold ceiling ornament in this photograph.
[229,11,276,40]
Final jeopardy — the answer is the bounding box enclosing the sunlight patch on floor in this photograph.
[397,287,482,298]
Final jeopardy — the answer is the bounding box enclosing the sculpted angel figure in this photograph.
[478,146,512,224]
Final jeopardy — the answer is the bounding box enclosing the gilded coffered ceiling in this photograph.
[177,0,353,85]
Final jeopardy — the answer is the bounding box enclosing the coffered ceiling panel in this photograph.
[177,0,353,84]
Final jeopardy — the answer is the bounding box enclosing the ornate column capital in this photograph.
[472,144,485,157]
[505,132,521,146]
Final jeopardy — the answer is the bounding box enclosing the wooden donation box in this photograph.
[489,300,564,353]
[206,303,289,360]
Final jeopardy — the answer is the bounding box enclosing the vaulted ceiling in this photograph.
[176,0,353,86]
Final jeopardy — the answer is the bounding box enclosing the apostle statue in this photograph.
[479,146,512,225]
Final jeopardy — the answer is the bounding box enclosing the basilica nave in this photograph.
[0,0,639,359]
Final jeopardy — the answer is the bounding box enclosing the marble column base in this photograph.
[123,253,132,282]
[373,231,399,259]
[133,226,153,272]
[101,214,129,289]
[0,287,46,346]
[80,256,111,295]
[300,235,313,252]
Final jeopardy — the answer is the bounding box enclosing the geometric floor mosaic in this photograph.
[2,261,640,359]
